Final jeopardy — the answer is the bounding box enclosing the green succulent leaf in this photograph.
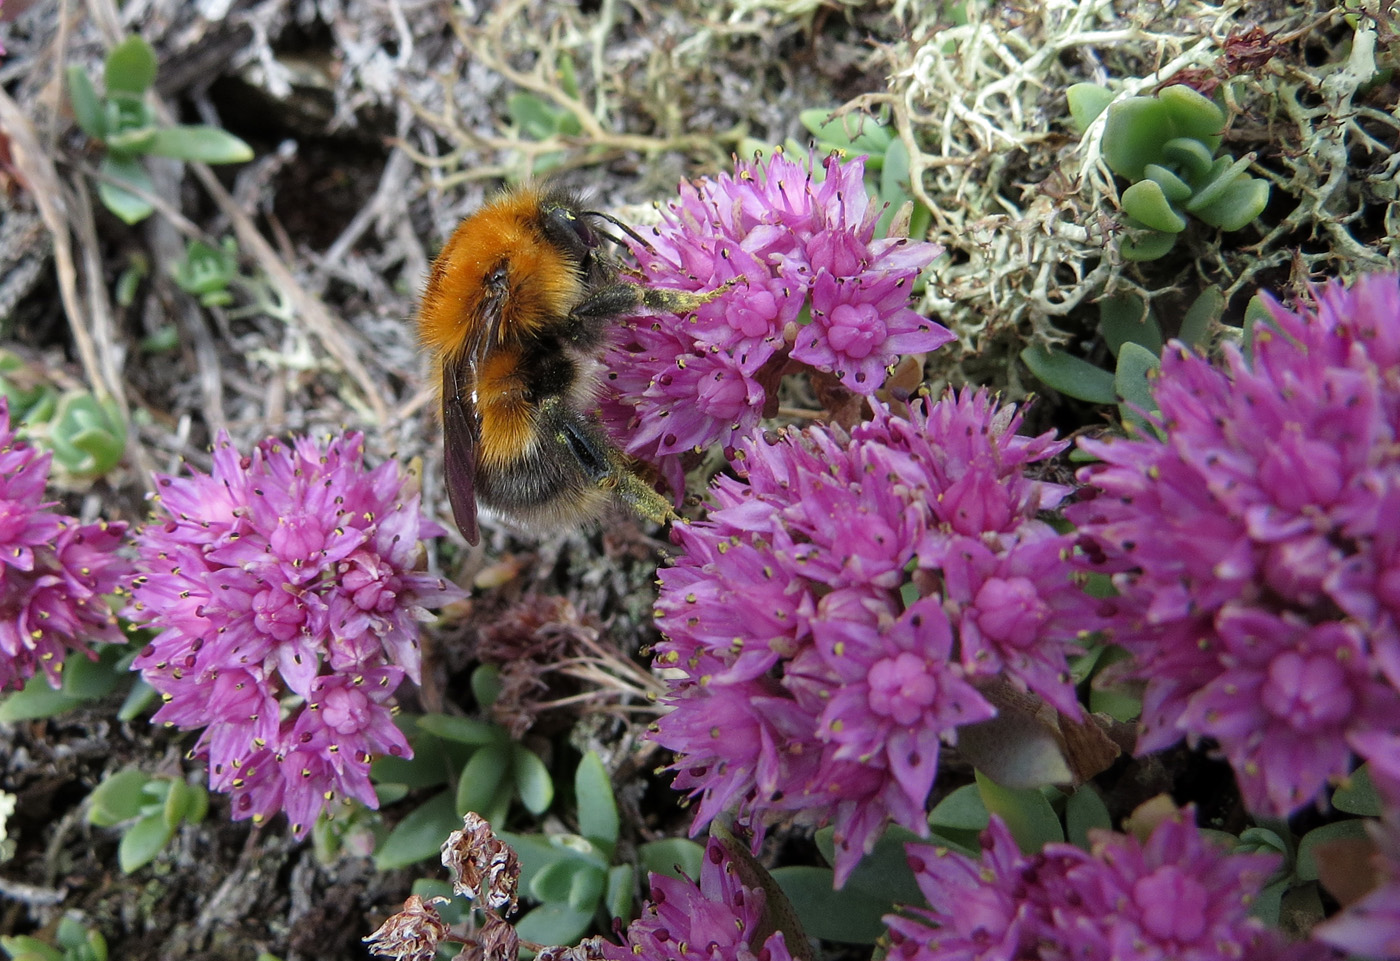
[88,767,152,826]
[1193,175,1270,231]
[514,900,596,947]
[60,643,127,699]
[97,153,155,224]
[117,675,158,722]
[1102,85,1222,182]
[876,136,913,236]
[1296,819,1372,881]
[1066,786,1113,849]
[417,713,505,746]
[1156,84,1224,151]
[1121,180,1188,234]
[604,864,635,923]
[103,124,159,155]
[1160,137,1216,183]
[48,391,126,480]
[1101,96,1169,180]
[771,865,890,944]
[639,837,705,881]
[118,813,176,873]
[799,107,893,162]
[470,663,503,707]
[575,751,619,846]
[1333,765,1382,817]
[929,783,990,833]
[1066,83,1115,134]
[1179,286,1224,347]
[1115,342,1162,433]
[512,743,554,815]
[104,35,158,96]
[1,935,67,961]
[456,742,509,817]
[57,917,100,956]
[1099,291,1162,357]
[567,862,607,913]
[370,725,452,790]
[1088,646,1141,721]
[508,92,573,141]
[0,671,83,722]
[532,858,595,904]
[1141,163,1192,203]
[825,825,923,907]
[975,770,1064,854]
[162,777,203,830]
[1184,154,1254,218]
[1118,228,1177,262]
[557,53,580,100]
[1020,344,1117,405]
[67,67,107,139]
[145,126,254,164]
[375,790,458,870]
[498,831,571,890]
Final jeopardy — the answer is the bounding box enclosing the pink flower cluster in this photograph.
[0,399,128,691]
[653,390,1099,884]
[600,151,950,494]
[886,812,1339,961]
[597,837,796,961]
[125,431,462,836]
[1070,271,1400,816]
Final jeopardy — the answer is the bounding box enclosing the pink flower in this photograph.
[125,431,462,836]
[1070,271,1400,815]
[887,813,1340,961]
[653,390,1097,884]
[601,151,949,488]
[597,837,797,961]
[0,399,128,691]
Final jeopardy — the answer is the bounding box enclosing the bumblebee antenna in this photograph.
[583,209,656,253]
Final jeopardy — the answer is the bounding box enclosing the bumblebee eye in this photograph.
[542,204,600,261]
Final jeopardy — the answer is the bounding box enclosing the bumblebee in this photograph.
[416,185,711,545]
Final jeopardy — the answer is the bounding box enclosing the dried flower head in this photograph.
[653,390,1097,884]
[364,894,452,961]
[534,940,611,961]
[125,431,463,836]
[1070,271,1400,816]
[464,915,519,961]
[443,812,520,915]
[0,398,128,691]
[474,595,600,738]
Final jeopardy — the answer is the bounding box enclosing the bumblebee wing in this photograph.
[441,348,482,545]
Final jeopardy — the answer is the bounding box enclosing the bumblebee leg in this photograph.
[604,454,677,527]
[571,283,645,321]
[554,405,675,529]
[570,282,728,326]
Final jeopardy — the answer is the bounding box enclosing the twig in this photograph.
[183,159,390,424]
[0,875,67,907]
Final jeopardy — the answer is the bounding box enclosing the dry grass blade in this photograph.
[0,87,120,409]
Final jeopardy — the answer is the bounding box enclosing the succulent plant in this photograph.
[1070,82,1271,261]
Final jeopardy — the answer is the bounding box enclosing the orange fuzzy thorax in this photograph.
[416,186,585,359]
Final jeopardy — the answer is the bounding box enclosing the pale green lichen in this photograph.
[868,0,1397,388]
